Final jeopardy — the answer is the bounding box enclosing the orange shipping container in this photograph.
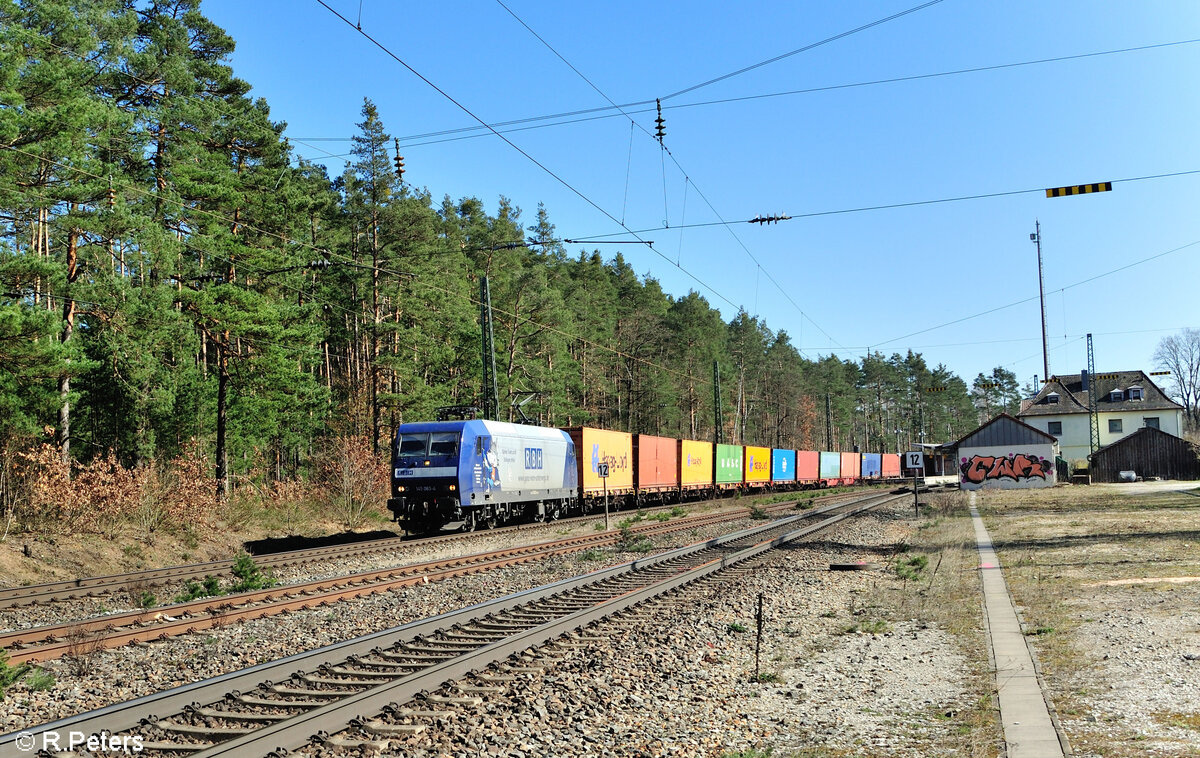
[882,453,901,478]
[679,440,713,489]
[744,446,772,484]
[797,450,820,481]
[635,434,679,492]
[840,452,861,480]
[564,427,634,495]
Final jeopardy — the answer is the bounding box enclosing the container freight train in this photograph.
[386,420,901,533]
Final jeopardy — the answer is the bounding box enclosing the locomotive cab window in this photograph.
[429,432,458,457]
[397,434,430,458]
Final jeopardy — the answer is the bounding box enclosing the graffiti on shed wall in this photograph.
[960,453,1052,485]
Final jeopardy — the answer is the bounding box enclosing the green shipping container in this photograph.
[819,451,841,479]
[715,444,744,485]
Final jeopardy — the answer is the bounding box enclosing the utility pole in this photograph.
[825,393,833,451]
[1032,222,1050,383]
[713,361,723,444]
[480,276,499,421]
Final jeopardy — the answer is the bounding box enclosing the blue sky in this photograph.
[202,0,1200,393]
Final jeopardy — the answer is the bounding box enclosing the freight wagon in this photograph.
[634,434,679,505]
[566,427,634,504]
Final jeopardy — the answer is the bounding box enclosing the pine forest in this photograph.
[0,1,1020,539]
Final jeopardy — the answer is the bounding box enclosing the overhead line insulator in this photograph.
[748,214,792,225]
[654,98,665,143]
[393,137,405,182]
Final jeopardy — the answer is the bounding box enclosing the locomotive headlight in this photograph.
[449,484,456,491]
[397,486,406,492]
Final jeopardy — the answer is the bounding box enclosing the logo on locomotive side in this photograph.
[524,447,544,470]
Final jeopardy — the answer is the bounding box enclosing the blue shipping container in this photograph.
[771,449,797,482]
[862,453,882,479]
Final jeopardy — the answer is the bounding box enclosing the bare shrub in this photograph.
[62,622,105,676]
[316,434,387,530]
[0,442,30,542]
[14,442,76,533]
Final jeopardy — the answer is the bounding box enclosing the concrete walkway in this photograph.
[970,496,1067,758]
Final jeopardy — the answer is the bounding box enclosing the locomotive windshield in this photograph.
[396,432,459,459]
[397,434,429,459]
[429,432,458,457]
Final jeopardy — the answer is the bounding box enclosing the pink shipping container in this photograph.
[797,450,820,482]
[634,434,679,493]
[841,452,861,481]
[882,454,901,478]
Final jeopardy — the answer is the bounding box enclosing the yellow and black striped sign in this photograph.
[1093,373,1121,380]
[1149,371,1170,376]
[1046,182,1112,198]
[924,386,947,393]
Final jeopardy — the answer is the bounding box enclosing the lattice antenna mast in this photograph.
[1087,333,1100,455]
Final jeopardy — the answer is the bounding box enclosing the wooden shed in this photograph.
[1089,426,1200,482]
[954,413,1060,491]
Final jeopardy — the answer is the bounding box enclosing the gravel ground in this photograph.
[979,483,1200,758]
[1052,584,1200,756]
[299,500,985,757]
[0,516,758,733]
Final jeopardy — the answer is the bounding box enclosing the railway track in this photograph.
[0,491,903,758]
[0,500,811,664]
[0,490,871,610]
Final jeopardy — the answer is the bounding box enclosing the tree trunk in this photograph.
[57,220,80,462]
[215,336,229,500]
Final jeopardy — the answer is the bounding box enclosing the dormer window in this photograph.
[1128,386,1143,401]
[1109,389,1123,402]
[1046,393,1059,404]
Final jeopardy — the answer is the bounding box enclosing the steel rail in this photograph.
[0,508,830,758]
[0,492,903,758]
[196,495,902,757]
[0,490,853,609]
[0,502,797,663]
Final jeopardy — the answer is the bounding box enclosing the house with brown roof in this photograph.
[1017,370,1184,463]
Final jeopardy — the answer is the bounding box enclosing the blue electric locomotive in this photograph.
[387,420,578,532]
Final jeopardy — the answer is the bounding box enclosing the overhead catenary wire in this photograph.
[312,1,742,315]
[569,168,1200,241]
[660,0,947,101]
[10,140,1199,389]
[4,173,810,424]
[870,236,1200,348]
[14,15,1191,360]
[286,37,1200,150]
[493,0,844,354]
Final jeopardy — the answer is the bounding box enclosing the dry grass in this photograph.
[975,482,1200,757]
[854,491,1004,758]
[62,621,105,677]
